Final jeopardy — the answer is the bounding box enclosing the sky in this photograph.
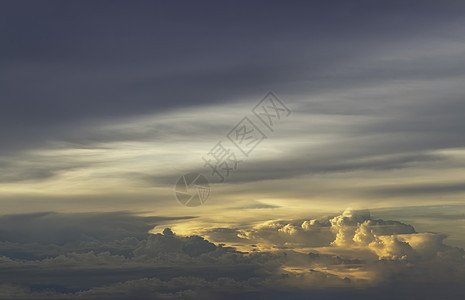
[1,0,465,299]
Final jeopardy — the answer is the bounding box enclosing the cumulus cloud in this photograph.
[0,210,462,299]
[201,209,465,295]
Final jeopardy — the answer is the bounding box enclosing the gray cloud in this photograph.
[2,0,465,156]
[367,182,465,197]
[0,212,193,259]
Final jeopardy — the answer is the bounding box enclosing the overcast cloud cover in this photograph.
[1,0,465,299]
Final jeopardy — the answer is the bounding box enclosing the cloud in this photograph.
[0,210,464,298]
[2,1,465,298]
[0,212,193,259]
[3,3,465,214]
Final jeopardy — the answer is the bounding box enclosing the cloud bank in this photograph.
[0,210,464,299]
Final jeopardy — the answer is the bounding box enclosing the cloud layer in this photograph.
[0,210,464,299]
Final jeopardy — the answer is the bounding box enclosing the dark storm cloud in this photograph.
[2,0,465,155]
